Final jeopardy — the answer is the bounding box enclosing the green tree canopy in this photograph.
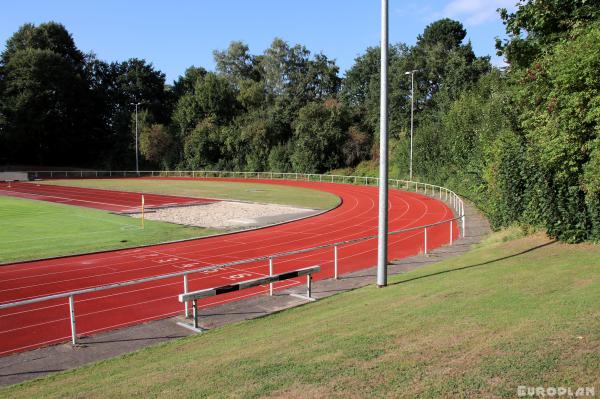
[497,0,600,68]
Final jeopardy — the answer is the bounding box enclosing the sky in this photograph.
[0,0,517,84]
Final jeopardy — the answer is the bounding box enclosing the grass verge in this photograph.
[0,196,218,264]
[39,178,341,209]
[2,231,598,397]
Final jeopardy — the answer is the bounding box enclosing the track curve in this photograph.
[0,178,458,355]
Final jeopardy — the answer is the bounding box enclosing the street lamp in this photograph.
[130,102,142,175]
[377,0,389,288]
[405,69,418,181]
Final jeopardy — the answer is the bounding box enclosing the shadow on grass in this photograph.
[0,369,64,379]
[84,334,188,345]
[390,240,557,286]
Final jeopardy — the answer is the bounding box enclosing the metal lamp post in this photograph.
[377,0,389,288]
[131,102,141,175]
[405,69,418,181]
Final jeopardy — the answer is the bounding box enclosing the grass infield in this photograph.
[0,196,217,264]
[1,180,338,263]
[2,229,598,397]
[38,178,341,209]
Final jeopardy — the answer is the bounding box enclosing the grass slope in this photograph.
[2,230,599,398]
[39,179,340,209]
[0,196,217,263]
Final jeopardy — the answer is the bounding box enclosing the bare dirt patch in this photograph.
[130,201,322,230]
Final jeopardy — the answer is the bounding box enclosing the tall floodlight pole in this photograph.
[131,102,141,175]
[405,69,418,181]
[377,0,389,288]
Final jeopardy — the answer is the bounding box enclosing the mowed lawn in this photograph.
[3,230,598,398]
[39,178,341,209]
[1,180,338,263]
[0,196,217,264]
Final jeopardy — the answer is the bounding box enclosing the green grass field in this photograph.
[0,196,219,264]
[3,229,598,398]
[1,180,338,263]
[39,178,340,209]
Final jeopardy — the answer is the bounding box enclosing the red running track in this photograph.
[0,181,217,212]
[0,178,459,356]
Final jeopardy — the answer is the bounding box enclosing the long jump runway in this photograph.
[0,178,458,356]
[0,181,217,212]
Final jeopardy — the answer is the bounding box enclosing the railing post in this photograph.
[424,227,428,256]
[269,257,274,296]
[462,211,466,238]
[192,299,199,329]
[307,274,312,298]
[183,274,189,318]
[69,295,77,345]
[449,220,453,245]
[334,245,339,279]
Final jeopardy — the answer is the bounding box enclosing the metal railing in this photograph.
[2,170,465,346]
[179,265,320,330]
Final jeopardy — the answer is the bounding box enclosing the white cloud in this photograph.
[441,0,516,26]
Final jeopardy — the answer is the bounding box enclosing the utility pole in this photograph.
[377,0,389,288]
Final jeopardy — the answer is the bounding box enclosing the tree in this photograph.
[497,0,600,68]
[183,117,221,169]
[342,126,371,167]
[258,38,341,107]
[195,73,239,123]
[515,21,600,241]
[139,123,172,165]
[171,72,239,139]
[0,22,94,165]
[341,44,409,138]
[1,22,84,70]
[99,58,170,167]
[291,99,349,173]
[416,18,466,51]
[213,41,257,81]
[172,66,207,99]
[411,19,490,102]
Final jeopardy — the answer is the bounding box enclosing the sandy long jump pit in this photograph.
[130,200,322,230]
